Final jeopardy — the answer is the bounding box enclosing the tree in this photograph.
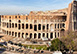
[47,38,65,51]
[60,31,77,51]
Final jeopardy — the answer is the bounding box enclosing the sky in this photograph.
[0,0,72,15]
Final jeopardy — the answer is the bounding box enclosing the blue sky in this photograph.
[0,0,72,15]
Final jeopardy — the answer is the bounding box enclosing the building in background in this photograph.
[1,0,77,40]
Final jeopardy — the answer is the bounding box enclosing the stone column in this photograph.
[20,23,22,30]
[36,33,38,39]
[32,33,34,39]
[37,20,38,31]
[53,32,55,39]
[13,32,15,37]
[59,24,60,29]
[56,23,57,29]
[41,33,42,39]
[49,24,50,32]
[59,31,60,38]
[45,33,46,38]
[23,33,25,38]
[20,32,22,38]
[17,32,18,38]
[49,33,50,39]
[41,24,42,31]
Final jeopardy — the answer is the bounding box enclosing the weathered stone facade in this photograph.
[66,0,77,31]
[1,0,77,40]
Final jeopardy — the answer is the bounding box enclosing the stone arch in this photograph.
[30,33,32,39]
[61,29,65,31]
[34,33,37,39]
[22,33,24,38]
[9,31,11,35]
[7,31,8,35]
[50,24,54,31]
[18,24,21,30]
[12,32,14,36]
[38,33,41,39]
[62,23,65,28]
[18,20,21,23]
[61,29,65,36]
[18,32,20,38]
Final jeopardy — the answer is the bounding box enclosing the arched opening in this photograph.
[26,33,28,38]
[22,24,24,29]
[43,33,45,37]
[34,33,37,39]
[43,25,45,30]
[58,24,59,29]
[47,33,48,38]
[18,20,21,23]
[22,33,24,38]
[38,33,41,39]
[34,25,37,31]
[15,32,17,37]
[47,24,49,30]
[18,32,20,37]
[61,29,65,36]
[30,33,32,39]
[55,24,56,29]
[12,23,14,28]
[55,32,56,38]
[26,24,28,29]
[7,31,8,35]
[7,23,8,28]
[50,33,53,39]
[10,23,11,28]
[18,24,21,30]
[61,29,65,31]
[15,23,17,28]
[12,32,14,36]
[63,23,65,28]
[9,31,11,35]
[38,24,41,30]
[58,32,59,37]
[30,24,32,29]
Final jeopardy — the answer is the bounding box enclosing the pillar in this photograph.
[36,33,38,39]
[32,33,34,39]
[49,33,50,39]
[53,32,55,39]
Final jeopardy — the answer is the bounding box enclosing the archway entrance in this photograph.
[61,29,65,36]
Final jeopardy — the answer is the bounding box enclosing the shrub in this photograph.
[47,38,65,51]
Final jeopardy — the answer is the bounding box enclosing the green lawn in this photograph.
[22,44,47,50]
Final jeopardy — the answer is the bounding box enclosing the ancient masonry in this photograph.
[0,0,77,40]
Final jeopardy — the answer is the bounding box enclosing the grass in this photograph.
[22,44,47,50]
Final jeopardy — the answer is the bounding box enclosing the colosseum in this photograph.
[0,0,77,40]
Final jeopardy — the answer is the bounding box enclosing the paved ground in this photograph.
[0,51,22,54]
[0,50,77,54]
